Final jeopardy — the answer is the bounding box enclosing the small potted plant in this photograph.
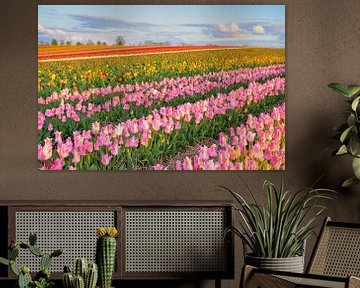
[61,227,118,288]
[0,232,64,288]
[96,227,118,288]
[222,179,334,273]
[328,83,360,187]
[62,258,98,288]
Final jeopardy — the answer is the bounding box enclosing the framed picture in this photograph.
[38,5,285,171]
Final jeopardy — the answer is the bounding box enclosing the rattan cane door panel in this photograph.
[123,208,232,278]
[14,210,116,273]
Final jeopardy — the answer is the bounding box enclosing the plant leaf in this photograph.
[352,157,360,179]
[328,83,352,98]
[10,261,20,276]
[336,145,348,155]
[0,257,9,266]
[340,127,352,143]
[348,85,360,97]
[347,114,356,128]
[351,96,360,111]
[342,177,360,188]
[348,135,360,156]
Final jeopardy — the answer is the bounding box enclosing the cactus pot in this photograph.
[245,254,304,273]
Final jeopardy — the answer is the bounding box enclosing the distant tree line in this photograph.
[44,39,109,46]
[40,36,205,47]
[40,36,188,47]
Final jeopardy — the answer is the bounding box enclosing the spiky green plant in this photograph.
[73,275,85,288]
[62,271,74,288]
[62,260,98,288]
[85,262,98,288]
[222,179,335,258]
[74,258,88,280]
[0,232,63,288]
[96,227,118,288]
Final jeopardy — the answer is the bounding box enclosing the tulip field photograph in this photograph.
[38,5,285,170]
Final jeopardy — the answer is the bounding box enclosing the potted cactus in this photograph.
[62,258,98,288]
[96,227,118,288]
[0,232,63,288]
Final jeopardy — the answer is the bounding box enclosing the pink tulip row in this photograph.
[39,64,284,106]
[153,103,285,170]
[38,65,285,130]
[38,77,285,170]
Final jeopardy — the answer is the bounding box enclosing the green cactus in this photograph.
[21,265,30,274]
[18,270,32,288]
[96,227,118,288]
[74,258,88,279]
[87,262,97,271]
[73,275,85,288]
[0,257,9,266]
[85,263,98,288]
[63,265,72,273]
[29,232,37,246]
[51,248,64,257]
[10,260,20,276]
[29,246,44,257]
[0,233,63,288]
[64,259,98,288]
[9,246,19,260]
[63,272,74,288]
[41,253,52,270]
[19,243,30,249]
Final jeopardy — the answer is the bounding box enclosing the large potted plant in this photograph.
[222,179,334,273]
[328,83,360,187]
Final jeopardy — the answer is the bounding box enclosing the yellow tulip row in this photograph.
[38,48,285,99]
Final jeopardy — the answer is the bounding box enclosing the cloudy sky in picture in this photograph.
[38,5,285,47]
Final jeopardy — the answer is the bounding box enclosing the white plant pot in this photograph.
[245,254,305,273]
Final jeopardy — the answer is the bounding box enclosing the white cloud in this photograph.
[217,23,241,34]
[253,25,265,34]
[38,23,67,36]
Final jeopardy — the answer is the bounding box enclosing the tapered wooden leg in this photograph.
[349,276,360,288]
[240,265,255,288]
[240,265,295,288]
